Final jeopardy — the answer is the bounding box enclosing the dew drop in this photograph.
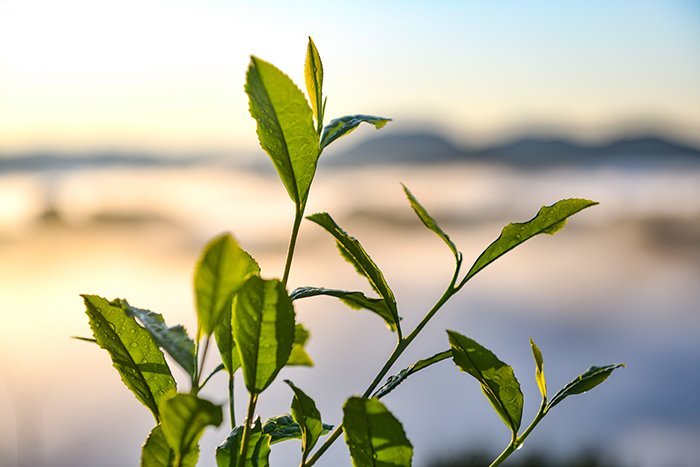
[516,443,524,451]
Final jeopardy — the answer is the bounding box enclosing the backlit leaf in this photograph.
[547,363,625,411]
[141,424,198,467]
[448,330,523,434]
[195,233,260,336]
[82,295,176,421]
[216,418,271,467]
[160,394,222,465]
[305,37,324,133]
[246,55,319,206]
[261,414,333,445]
[285,380,323,457]
[233,276,296,394]
[530,338,546,399]
[121,301,196,378]
[287,323,313,367]
[463,199,598,283]
[215,302,240,375]
[320,114,391,150]
[290,286,395,332]
[373,350,451,399]
[307,213,399,334]
[402,184,459,260]
[343,397,413,467]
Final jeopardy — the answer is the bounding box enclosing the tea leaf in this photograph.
[448,330,523,434]
[195,233,260,337]
[287,323,313,367]
[402,184,459,260]
[261,414,333,445]
[82,295,176,421]
[121,301,196,378]
[305,37,324,133]
[548,363,625,411]
[141,424,199,467]
[320,114,391,150]
[290,286,396,332]
[373,350,451,399]
[343,397,413,467]
[215,302,240,375]
[307,213,400,333]
[285,380,324,457]
[530,338,546,399]
[159,393,223,465]
[246,55,319,206]
[216,419,271,467]
[463,199,598,283]
[233,276,296,394]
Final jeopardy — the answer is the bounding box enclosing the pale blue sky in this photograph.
[1,0,698,152]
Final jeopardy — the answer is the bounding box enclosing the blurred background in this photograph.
[1,1,699,466]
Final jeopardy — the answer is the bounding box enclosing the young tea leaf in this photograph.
[343,397,413,467]
[373,350,451,399]
[121,301,196,379]
[159,393,223,465]
[246,55,320,207]
[216,418,271,467]
[82,295,176,421]
[261,414,333,445]
[141,424,199,467]
[285,380,324,458]
[448,330,523,435]
[462,199,598,283]
[320,114,391,150]
[215,302,241,375]
[402,184,459,260]
[290,286,396,332]
[287,323,314,367]
[307,213,400,334]
[547,363,625,411]
[530,338,547,399]
[305,37,324,133]
[233,276,296,394]
[195,233,260,337]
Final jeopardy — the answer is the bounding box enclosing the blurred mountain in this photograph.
[2,132,699,174]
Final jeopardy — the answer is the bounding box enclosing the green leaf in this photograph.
[245,55,320,206]
[307,213,400,334]
[343,397,413,467]
[232,276,296,394]
[287,323,313,367]
[121,301,196,379]
[547,363,625,411]
[160,393,223,465]
[215,301,240,375]
[290,286,395,332]
[320,114,391,150]
[448,330,523,435]
[373,350,451,399]
[463,199,598,283]
[530,338,546,399]
[285,380,324,458]
[402,184,459,260]
[195,233,260,337]
[305,37,324,133]
[261,414,333,445]
[82,295,176,421]
[216,419,271,467]
[141,424,199,467]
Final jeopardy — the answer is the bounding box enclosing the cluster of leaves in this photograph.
[78,38,623,467]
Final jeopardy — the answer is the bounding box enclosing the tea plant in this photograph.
[77,38,623,467]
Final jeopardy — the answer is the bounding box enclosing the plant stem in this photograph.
[489,401,547,467]
[283,206,304,286]
[238,392,259,465]
[194,334,211,391]
[229,373,236,429]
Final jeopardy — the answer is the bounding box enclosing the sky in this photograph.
[1,0,699,154]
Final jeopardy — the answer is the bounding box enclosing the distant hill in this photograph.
[2,132,699,174]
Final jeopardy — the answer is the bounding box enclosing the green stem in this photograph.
[193,334,211,391]
[489,400,548,467]
[306,260,463,467]
[283,206,304,286]
[238,392,259,465]
[229,373,236,429]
